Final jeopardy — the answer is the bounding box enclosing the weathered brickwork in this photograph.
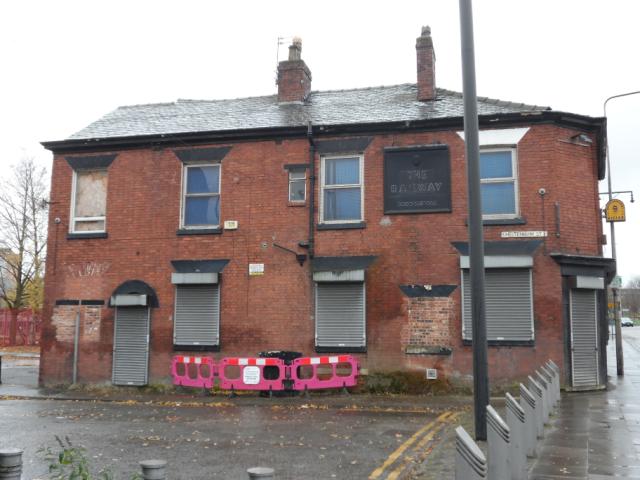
[402,297,454,349]
[39,120,603,388]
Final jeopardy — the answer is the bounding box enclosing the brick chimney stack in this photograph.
[277,37,312,103]
[416,26,436,101]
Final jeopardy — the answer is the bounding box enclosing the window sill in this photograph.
[288,201,307,207]
[67,232,108,240]
[176,228,222,236]
[462,339,534,347]
[467,216,527,226]
[173,344,220,352]
[317,222,366,231]
[405,346,452,355]
[316,346,366,353]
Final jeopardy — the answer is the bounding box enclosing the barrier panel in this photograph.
[171,355,216,389]
[291,355,359,391]
[486,405,510,480]
[219,357,286,392]
[505,393,527,480]
[455,426,487,479]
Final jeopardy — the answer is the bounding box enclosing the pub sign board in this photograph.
[383,145,452,214]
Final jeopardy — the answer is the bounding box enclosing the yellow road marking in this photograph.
[385,412,461,480]
[369,411,451,479]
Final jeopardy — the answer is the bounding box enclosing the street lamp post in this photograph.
[604,90,640,377]
[459,0,489,441]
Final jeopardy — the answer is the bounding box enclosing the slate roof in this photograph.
[68,84,550,140]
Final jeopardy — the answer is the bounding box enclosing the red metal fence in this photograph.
[0,309,41,346]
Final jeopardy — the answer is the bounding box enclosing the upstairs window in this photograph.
[289,170,306,202]
[480,149,518,218]
[320,155,363,223]
[182,164,220,228]
[71,169,108,233]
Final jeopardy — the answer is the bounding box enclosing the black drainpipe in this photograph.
[307,122,315,259]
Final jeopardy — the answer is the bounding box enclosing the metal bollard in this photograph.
[519,383,538,458]
[455,426,487,480]
[139,460,167,480]
[539,365,556,409]
[527,376,545,438]
[486,405,510,480]
[545,361,561,405]
[0,449,23,480]
[505,393,527,480]
[535,370,551,422]
[247,467,275,479]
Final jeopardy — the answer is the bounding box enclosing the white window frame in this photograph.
[69,169,107,234]
[180,163,221,229]
[480,147,519,219]
[288,170,307,203]
[319,154,364,224]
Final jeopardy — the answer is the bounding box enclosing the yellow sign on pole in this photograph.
[605,199,626,222]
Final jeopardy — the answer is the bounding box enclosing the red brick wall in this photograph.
[40,124,601,386]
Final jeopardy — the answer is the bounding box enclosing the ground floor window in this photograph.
[174,284,220,348]
[461,268,533,342]
[315,282,366,350]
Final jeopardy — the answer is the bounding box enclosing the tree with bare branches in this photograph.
[0,157,48,344]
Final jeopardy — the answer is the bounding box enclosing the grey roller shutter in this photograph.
[462,268,533,341]
[112,306,150,386]
[174,285,220,346]
[570,289,599,388]
[316,283,365,348]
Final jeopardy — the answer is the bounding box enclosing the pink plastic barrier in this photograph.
[291,355,359,391]
[218,357,286,391]
[171,355,216,388]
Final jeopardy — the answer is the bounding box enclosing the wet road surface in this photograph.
[1,376,453,479]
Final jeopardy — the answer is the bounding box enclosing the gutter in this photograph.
[307,122,315,259]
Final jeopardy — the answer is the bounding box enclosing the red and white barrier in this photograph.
[171,355,216,389]
[291,355,359,391]
[218,357,286,391]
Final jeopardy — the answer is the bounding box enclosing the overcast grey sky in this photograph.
[1,0,638,279]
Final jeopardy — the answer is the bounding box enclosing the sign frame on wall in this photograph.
[383,144,452,214]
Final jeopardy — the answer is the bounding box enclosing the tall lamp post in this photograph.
[459,0,489,441]
[604,90,640,376]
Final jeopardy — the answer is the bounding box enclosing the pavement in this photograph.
[528,326,640,479]
[3,328,640,479]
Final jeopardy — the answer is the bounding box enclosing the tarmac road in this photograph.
[0,360,461,480]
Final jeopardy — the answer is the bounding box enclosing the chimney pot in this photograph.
[416,25,436,101]
[289,37,303,61]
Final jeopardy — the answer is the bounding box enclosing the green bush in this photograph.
[41,436,142,480]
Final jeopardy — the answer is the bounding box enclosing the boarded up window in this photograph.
[315,282,366,349]
[461,268,534,342]
[174,284,220,347]
[73,170,107,232]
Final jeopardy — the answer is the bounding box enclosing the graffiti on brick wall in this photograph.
[66,262,110,278]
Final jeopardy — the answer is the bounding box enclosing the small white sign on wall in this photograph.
[249,263,265,276]
[243,366,261,385]
[501,231,548,238]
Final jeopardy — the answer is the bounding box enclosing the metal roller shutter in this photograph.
[112,306,150,386]
[316,283,365,348]
[174,285,220,346]
[570,289,599,388]
[462,268,533,341]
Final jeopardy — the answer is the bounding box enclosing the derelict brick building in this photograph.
[40,28,614,390]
